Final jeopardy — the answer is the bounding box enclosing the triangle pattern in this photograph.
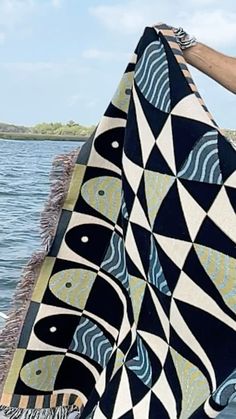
[129,277,147,324]
[196,216,236,259]
[113,367,134,418]
[177,180,206,242]
[129,196,151,231]
[171,116,215,172]
[125,223,146,278]
[225,170,236,188]
[208,186,236,244]
[123,151,144,194]
[145,143,174,175]
[154,233,192,270]
[144,170,175,229]
[153,181,192,242]
[179,178,221,212]
[171,93,216,127]
[148,235,171,296]
[156,114,176,174]
[225,186,236,213]
[133,85,156,166]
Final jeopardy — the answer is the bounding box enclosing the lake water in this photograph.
[0,139,235,418]
[0,139,82,317]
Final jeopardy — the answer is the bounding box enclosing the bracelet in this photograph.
[173,27,197,50]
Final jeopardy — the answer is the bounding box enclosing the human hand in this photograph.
[172,27,197,50]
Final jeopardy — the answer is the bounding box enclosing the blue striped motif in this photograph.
[70,317,112,368]
[134,40,171,112]
[213,369,236,406]
[148,235,171,296]
[101,232,129,292]
[126,336,152,387]
[178,131,223,184]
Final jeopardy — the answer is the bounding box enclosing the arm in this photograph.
[183,42,236,94]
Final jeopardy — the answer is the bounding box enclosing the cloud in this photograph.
[183,9,236,47]
[89,1,236,48]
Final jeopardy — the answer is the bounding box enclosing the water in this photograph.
[0,139,235,418]
[0,139,81,317]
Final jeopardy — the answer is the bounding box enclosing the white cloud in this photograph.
[183,10,236,47]
[89,1,236,48]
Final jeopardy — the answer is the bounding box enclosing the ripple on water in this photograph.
[0,139,81,315]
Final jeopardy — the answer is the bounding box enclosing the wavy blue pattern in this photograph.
[148,235,171,296]
[126,336,152,387]
[101,232,129,292]
[178,131,223,184]
[134,40,171,112]
[70,317,112,368]
[213,369,236,406]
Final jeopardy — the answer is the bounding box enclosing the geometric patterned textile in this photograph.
[0,23,236,419]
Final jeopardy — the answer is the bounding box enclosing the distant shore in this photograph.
[0,132,88,141]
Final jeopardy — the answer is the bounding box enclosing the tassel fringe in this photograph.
[0,148,80,397]
[0,405,81,419]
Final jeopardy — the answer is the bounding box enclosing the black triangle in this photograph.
[99,367,123,418]
[196,216,236,259]
[225,186,236,213]
[123,172,136,216]
[137,173,149,221]
[153,181,192,242]
[218,133,236,181]
[124,94,144,167]
[179,179,221,211]
[171,116,215,172]
[137,285,166,341]
[155,241,182,297]
[130,223,151,276]
[135,83,169,138]
[145,144,174,175]
[126,367,151,406]
[119,410,134,419]
[149,392,169,419]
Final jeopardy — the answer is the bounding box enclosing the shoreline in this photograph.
[0,132,89,142]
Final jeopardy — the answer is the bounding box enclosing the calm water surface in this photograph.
[0,139,81,316]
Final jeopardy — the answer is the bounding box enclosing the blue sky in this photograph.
[0,0,235,128]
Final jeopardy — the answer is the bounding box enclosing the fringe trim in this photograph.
[0,405,81,419]
[0,148,80,394]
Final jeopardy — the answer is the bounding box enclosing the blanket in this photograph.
[0,23,235,419]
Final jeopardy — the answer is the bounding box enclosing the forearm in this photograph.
[183,42,236,94]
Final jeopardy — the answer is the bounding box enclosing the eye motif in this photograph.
[49,269,96,310]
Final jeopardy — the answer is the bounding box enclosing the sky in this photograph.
[0,0,236,128]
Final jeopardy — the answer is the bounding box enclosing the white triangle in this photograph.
[156,115,176,174]
[138,331,169,366]
[113,367,133,418]
[152,370,177,419]
[225,170,236,187]
[174,271,236,331]
[177,180,206,241]
[129,197,151,231]
[133,390,151,417]
[208,186,236,243]
[171,93,216,128]
[125,222,146,278]
[133,85,156,165]
[154,233,192,269]
[123,151,144,193]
